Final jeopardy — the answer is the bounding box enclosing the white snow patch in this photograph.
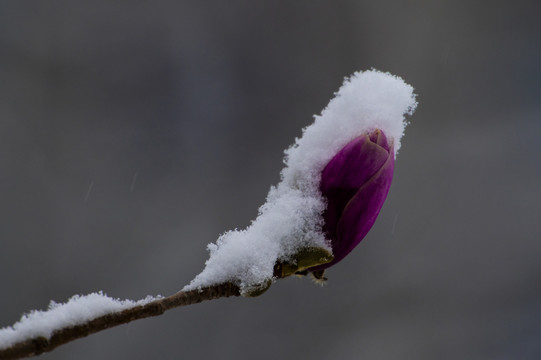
[184,69,417,292]
[0,292,159,349]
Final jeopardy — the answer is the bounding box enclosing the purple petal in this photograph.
[332,145,394,264]
[310,129,394,271]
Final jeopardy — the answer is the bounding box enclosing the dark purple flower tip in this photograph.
[310,129,395,271]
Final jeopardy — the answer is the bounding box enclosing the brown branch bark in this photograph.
[0,248,333,359]
[0,283,240,360]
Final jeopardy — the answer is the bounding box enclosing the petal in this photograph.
[320,132,391,250]
[369,128,392,152]
[311,131,395,271]
[321,134,389,192]
[332,145,394,264]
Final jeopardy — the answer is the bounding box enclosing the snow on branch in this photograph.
[0,284,240,359]
[0,292,158,350]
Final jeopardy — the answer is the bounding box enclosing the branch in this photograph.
[0,248,332,359]
[0,283,240,360]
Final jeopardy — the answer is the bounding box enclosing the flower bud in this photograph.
[309,128,395,272]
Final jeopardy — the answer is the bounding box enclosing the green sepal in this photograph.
[241,279,272,297]
[274,247,334,279]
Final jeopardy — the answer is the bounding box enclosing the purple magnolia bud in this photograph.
[310,129,395,272]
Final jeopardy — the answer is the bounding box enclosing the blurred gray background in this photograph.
[1,1,540,359]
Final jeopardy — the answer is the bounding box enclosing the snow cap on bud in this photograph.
[184,70,417,294]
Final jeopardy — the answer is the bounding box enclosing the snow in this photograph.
[0,70,417,350]
[184,70,417,294]
[0,292,158,349]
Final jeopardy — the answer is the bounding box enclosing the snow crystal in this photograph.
[184,69,417,293]
[0,292,158,349]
